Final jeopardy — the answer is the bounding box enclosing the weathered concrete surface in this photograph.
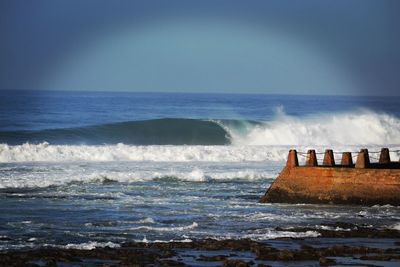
[260,166,400,205]
[379,148,391,164]
[322,149,335,166]
[341,152,353,166]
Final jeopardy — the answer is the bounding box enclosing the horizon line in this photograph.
[0,88,399,98]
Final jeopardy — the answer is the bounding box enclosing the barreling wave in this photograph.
[1,109,400,147]
[0,118,232,145]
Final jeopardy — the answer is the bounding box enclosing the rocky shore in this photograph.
[1,223,399,266]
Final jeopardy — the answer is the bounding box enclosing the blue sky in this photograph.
[1,0,399,95]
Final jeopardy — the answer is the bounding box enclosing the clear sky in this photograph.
[1,0,399,95]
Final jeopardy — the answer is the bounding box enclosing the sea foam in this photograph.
[229,108,400,146]
[0,166,275,188]
[0,143,288,162]
[130,222,199,232]
[0,143,398,164]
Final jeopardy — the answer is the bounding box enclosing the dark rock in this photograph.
[157,259,186,266]
[359,254,400,261]
[197,254,227,261]
[319,256,336,266]
[276,250,295,261]
[222,259,250,267]
[0,238,398,266]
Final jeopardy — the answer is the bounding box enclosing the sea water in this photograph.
[0,90,399,250]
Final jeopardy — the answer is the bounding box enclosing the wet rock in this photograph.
[359,254,400,261]
[157,259,186,266]
[1,238,399,266]
[222,259,250,267]
[319,256,336,266]
[197,254,227,261]
[276,250,295,261]
[253,245,278,260]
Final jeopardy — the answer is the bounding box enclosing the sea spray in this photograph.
[230,109,400,146]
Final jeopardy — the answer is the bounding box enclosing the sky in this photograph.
[0,0,399,96]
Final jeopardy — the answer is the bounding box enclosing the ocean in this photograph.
[0,90,400,250]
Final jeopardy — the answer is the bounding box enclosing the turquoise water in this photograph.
[0,90,400,250]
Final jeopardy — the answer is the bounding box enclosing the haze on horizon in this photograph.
[1,0,400,96]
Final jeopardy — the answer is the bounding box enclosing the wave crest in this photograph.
[230,109,400,146]
[0,118,230,145]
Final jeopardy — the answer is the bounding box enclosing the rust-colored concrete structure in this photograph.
[322,149,335,166]
[341,152,353,166]
[260,148,400,205]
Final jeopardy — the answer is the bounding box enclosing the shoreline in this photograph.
[2,223,399,266]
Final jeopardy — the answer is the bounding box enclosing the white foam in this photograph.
[230,108,400,146]
[136,217,155,224]
[0,143,285,163]
[0,164,275,188]
[130,222,198,232]
[317,225,352,232]
[243,230,320,240]
[391,223,400,231]
[64,241,120,250]
[274,230,320,239]
[139,238,193,243]
[0,142,398,164]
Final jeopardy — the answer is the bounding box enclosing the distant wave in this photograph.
[1,109,400,146]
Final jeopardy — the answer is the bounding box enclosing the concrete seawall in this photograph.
[260,148,400,205]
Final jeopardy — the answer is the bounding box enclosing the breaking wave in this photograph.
[1,109,400,147]
[229,108,400,146]
[0,109,400,163]
[0,143,289,163]
[5,143,398,164]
